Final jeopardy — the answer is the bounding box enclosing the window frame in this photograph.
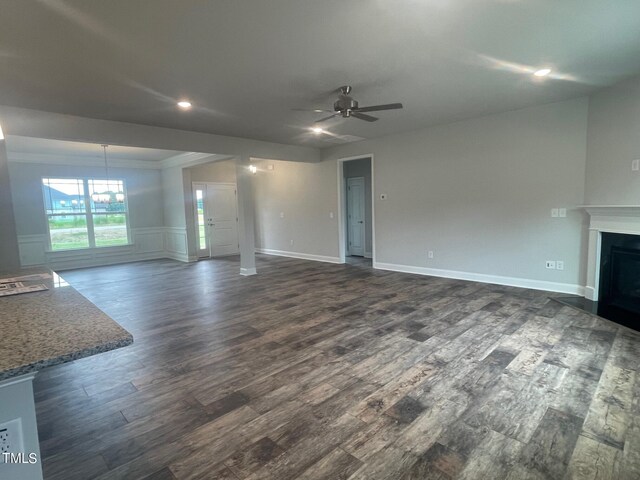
[42,176,132,252]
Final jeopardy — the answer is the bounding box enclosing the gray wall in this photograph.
[0,140,20,270]
[189,158,237,184]
[9,162,164,235]
[343,158,373,256]
[322,98,589,289]
[585,75,640,205]
[161,166,187,228]
[252,159,339,259]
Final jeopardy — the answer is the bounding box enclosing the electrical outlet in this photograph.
[290,239,294,246]
[329,212,334,219]
[0,419,24,464]
[279,212,285,218]
[267,164,274,171]
[545,260,556,269]
[558,208,567,218]
[551,208,559,218]
[428,251,434,259]
[632,159,639,171]
[556,261,564,271]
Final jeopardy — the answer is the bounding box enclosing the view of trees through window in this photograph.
[42,177,130,251]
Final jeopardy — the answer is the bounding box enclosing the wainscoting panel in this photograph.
[17,227,181,270]
[17,234,48,267]
[133,228,166,254]
[163,227,194,262]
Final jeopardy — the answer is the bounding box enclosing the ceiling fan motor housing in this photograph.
[334,96,358,116]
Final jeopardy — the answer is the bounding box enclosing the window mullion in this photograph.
[84,179,96,248]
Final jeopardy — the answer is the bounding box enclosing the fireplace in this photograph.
[598,232,640,327]
[554,206,640,330]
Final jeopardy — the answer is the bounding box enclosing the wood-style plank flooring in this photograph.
[34,255,640,479]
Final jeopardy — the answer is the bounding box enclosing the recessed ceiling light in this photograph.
[311,127,324,134]
[314,109,324,113]
[533,68,552,77]
[177,100,192,109]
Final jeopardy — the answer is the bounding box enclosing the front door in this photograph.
[347,177,365,256]
[194,183,239,258]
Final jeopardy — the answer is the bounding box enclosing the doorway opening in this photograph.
[193,182,239,258]
[338,156,373,267]
[188,159,240,259]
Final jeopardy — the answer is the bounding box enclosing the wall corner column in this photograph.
[0,136,20,270]
[235,156,257,275]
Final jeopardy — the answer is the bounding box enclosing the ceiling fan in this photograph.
[309,86,403,123]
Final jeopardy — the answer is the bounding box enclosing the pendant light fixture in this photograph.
[91,144,125,204]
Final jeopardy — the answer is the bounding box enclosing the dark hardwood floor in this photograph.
[34,255,640,479]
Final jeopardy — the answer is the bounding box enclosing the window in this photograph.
[195,188,206,250]
[42,177,130,251]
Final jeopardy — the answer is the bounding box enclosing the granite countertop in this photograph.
[0,268,133,381]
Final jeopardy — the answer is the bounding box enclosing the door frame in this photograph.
[192,181,238,259]
[336,154,375,264]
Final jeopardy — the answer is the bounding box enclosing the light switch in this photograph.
[633,159,640,171]
[559,208,567,218]
[551,208,559,218]
[267,164,274,171]
[329,212,334,219]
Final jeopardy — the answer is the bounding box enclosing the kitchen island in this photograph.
[0,268,132,480]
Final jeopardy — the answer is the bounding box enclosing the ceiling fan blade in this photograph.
[314,113,340,123]
[292,108,334,113]
[351,112,379,122]
[354,103,403,113]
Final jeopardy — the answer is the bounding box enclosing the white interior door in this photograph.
[347,177,365,256]
[194,183,239,258]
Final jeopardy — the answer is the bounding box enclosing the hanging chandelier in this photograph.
[91,144,125,204]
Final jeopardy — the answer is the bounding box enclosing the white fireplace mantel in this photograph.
[581,205,640,301]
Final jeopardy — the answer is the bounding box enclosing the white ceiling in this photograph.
[1,1,639,148]
[5,136,185,162]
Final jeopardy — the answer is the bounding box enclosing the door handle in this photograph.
[358,221,363,224]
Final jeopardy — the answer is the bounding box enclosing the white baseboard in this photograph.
[240,267,257,276]
[164,252,196,263]
[373,262,585,296]
[256,248,342,264]
[364,252,372,259]
[584,286,597,301]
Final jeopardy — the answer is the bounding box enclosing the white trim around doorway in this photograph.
[336,154,375,265]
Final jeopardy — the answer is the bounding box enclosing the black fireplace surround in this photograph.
[598,232,640,328]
